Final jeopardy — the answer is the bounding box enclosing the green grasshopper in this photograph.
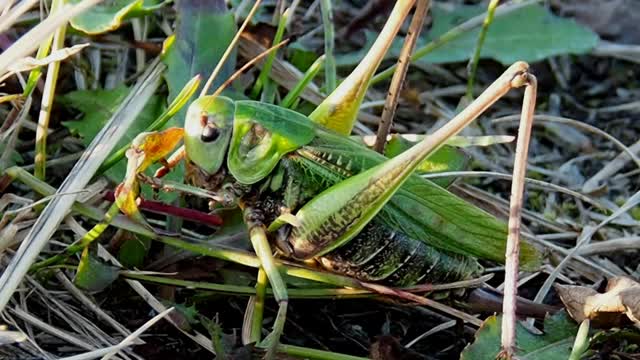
[116,1,539,356]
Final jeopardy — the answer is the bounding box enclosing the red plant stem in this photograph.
[103,191,223,227]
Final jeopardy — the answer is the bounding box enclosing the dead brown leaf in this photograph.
[556,276,640,328]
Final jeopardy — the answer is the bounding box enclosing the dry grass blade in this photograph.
[492,114,640,170]
[56,308,174,360]
[532,191,640,307]
[0,0,102,78]
[0,0,38,33]
[95,246,215,353]
[0,59,165,312]
[201,0,262,96]
[577,236,640,256]
[422,170,609,210]
[5,43,89,74]
[583,139,640,193]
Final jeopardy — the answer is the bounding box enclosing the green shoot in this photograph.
[250,8,290,99]
[281,54,325,109]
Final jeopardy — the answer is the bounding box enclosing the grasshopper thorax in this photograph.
[184,96,235,175]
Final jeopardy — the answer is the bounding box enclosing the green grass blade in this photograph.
[250,7,289,100]
[319,0,336,93]
[281,55,324,109]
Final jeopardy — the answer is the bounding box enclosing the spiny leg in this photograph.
[240,201,288,359]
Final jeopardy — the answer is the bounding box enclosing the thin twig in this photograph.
[211,39,290,99]
[373,0,429,153]
[200,0,262,96]
[371,0,544,85]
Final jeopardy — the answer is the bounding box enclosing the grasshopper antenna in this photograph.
[200,0,263,96]
[210,39,290,99]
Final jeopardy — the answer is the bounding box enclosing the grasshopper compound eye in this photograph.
[201,123,221,142]
[199,114,222,142]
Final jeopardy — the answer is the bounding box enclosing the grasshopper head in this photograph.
[184,96,235,174]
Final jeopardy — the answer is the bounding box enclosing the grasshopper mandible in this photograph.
[116,0,540,356]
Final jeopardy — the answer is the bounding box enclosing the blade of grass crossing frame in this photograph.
[370,0,542,85]
[201,0,263,96]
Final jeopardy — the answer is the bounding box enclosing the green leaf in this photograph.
[461,312,578,359]
[337,4,599,66]
[74,249,120,291]
[117,235,151,268]
[163,0,236,123]
[422,3,599,65]
[68,0,166,35]
[61,86,164,183]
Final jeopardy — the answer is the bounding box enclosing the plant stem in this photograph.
[122,272,375,299]
[465,0,499,100]
[319,0,336,93]
[250,7,289,100]
[248,268,268,343]
[30,203,121,273]
[201,0,263,96]
[34,0,65,180]
[281,54,324,109]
